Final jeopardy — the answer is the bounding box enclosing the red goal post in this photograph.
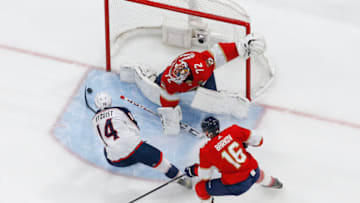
[104,0,274,101]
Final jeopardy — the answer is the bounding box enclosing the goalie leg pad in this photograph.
[191,87,250,118]
[157,106,182,135]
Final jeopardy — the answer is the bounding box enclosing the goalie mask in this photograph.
[94,92,112,110]
[169,61,191,84]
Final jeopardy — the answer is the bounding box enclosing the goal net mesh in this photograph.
[105,0,274,101]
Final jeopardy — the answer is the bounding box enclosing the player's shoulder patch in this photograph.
[205,57,214,67]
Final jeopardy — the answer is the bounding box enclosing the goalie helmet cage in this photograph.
[104,0,274,101]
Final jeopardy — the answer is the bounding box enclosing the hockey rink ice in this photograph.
[1,0,360,203]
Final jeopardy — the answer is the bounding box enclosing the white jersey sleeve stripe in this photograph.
[198,166,215,180]
[209,44,228,68]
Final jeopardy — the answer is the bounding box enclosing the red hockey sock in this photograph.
[195,180,211,200]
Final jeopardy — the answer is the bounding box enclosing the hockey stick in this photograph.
[84,86,96,113]
[120,95,203,137]
[128,174,185,203]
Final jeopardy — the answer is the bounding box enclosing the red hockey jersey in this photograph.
[199,125,259,185]
[159,42,240,107]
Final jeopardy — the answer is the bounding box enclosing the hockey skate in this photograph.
[263,177,283,189]
[177,176,192,189]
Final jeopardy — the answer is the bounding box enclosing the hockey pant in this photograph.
[197,168,260,199]
[104,142,179,178]
[155,72,217,91]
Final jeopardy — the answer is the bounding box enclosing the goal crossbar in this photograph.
[104,0,253,100]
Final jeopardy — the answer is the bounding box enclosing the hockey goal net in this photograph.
[104,0,274,101]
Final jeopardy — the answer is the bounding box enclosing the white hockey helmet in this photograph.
[94,92,112,110]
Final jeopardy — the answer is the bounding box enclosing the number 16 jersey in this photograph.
[199,125,259,185]
[92,107,142,162]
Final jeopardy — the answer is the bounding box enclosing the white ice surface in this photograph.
[1,0,360,203]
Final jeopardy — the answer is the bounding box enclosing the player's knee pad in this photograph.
[195,180,211,200]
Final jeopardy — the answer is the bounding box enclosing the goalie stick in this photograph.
[128,174,185,203]
[120,95,203,137]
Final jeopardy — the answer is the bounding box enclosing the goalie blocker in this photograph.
[191,87,250,118]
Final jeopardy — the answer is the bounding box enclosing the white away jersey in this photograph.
[92,107,142,162]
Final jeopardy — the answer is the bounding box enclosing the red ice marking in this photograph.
[259,103,360,130]
[0,43,103,69]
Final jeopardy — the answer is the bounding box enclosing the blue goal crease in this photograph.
[52,69,265,181]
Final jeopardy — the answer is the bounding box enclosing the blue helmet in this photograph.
[201,116,220,138]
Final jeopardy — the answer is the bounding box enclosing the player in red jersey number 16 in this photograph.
[184,116,283,202]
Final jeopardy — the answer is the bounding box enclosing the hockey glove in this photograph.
[236,33,266,59]
[184,163,199,177]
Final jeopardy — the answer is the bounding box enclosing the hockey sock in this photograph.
[256,169,275,187]
[165,164,179,179]
[153,158,179,179]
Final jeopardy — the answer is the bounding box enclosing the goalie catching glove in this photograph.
[236,33,266,59]
[157,106,182,135]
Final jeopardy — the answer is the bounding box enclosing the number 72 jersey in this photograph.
[199,125,259,185]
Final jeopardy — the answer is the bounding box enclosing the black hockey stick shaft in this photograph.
[84,86,96,113]
[119,95,203,137]
[128,174,185,203]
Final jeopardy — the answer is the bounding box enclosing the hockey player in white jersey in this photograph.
[91,92,192,188]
